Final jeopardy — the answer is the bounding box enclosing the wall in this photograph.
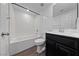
[40,4,53,17]
[14,10,35,37]
[38,4,53,33]
[10,4,37,38]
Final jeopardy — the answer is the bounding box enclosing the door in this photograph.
[0,3,10,56]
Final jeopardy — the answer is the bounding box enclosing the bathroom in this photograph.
[0,3,79,56]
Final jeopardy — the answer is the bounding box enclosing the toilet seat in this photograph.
[34,38,45,45]
[35,39,45,43]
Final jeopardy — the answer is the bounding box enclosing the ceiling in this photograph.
[17,3,52,15]
[13,3,77,17]
[53,3,77,17]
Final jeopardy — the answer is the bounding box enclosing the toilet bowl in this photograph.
[34,38,45,45]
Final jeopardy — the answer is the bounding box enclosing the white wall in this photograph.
[38,4,53,33]
[40,4,53,17]
[14,10,36,37]
[10,4,37,38]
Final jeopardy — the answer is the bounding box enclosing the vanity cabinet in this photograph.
[46,33,79,56]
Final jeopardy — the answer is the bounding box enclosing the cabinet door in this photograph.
[46,39,56,56]
[56,43,78,56]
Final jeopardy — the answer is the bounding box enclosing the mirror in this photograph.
[53,3,77,29]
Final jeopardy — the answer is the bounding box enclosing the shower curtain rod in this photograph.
[11,3,40,15]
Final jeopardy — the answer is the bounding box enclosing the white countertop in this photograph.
[47,30,79,38]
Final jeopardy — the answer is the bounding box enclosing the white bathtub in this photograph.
[9,34,41,55]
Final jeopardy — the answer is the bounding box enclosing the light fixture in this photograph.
[27,9,29,12]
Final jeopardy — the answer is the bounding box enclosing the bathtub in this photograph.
[9,34,41,55]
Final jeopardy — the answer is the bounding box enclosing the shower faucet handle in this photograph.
[1,32,10,37]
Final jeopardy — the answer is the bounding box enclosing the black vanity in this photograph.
[46,33,79,56]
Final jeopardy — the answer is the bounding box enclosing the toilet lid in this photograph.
[35,39,45,43]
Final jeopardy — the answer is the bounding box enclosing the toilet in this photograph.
[34,38,45,54]
[35,38,45,45]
